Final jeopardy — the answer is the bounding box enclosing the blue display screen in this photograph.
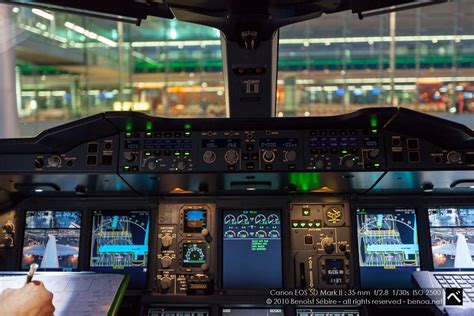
[90,210,150,289]
[222,209,282,289]
[357,208,420,288]
[184,209,207,233]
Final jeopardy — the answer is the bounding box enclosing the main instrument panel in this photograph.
[0,107,473,315]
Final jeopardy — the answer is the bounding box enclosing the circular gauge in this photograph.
[237,214,249,224]
[255,230,267,238]
[255,214,267,224]
[267,214,280,224]
[237,230,249,238]
[224,214,236,225]
[184,244,206,262]
[326,207,343,224]
[268,230,280,238]
[224,230,236,238]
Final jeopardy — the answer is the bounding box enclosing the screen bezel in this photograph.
[20,210,83,272]
[354,206,422,288]
[221,208,284,291]
[426,205,474,271]
[89,209,151,289]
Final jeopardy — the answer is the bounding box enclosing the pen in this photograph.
[26,263,39,284]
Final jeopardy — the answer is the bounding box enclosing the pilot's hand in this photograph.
[0,280,55,316]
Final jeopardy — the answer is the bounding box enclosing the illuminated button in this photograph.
[305,236,313,245]
[292,221,299,228]
[123,166,130,171]
[302,207,311,216]
[300,222,307,228]
[307,222,314,228]
[314,220,322,228]
[125,132,132,138]
[184,131,191,137]
[145,132,152,138]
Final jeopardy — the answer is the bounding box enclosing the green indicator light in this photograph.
[302,208,311,216]
[125,132,132,138]
[184,131,191,137]
[184,123,191,130]
[370,114,378,128]
[374,163,381,168]
[174,151,180,156]
[184,151,190,156]
[371,129,378,134]
[146,132,152,137]
[146,121,153,131]
[123,166,130,171]
[125,118,133,132]
[315,220,321,227]
[292,221,299,228]
[341,150,348,154]
[300,222,306,227]
[145,151,151,156]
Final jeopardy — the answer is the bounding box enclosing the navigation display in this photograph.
[183,243,207,267]
[429,207,474,269]
[90,210,150,289]
[222,309,284,316]
[22,211,81,271]
[223,209,282,289]
[357,208,420,288]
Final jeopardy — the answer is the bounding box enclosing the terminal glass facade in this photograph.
[0,1,473,137]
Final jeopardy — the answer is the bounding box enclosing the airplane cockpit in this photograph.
[0,1,473,315]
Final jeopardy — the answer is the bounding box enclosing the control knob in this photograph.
[123,152,137,163]
[160,256,173,269]
[262,150,276,163]
[447,151,462,163]
[203,150,217,164]
[145,157,158,170]
[342,157,354,169]
[224,149,239,165]
[321,237,335,254]
[315,160,324,169]
[176,161,187,170]
[161,235,173,249]
[3,221,15,234]
[367,148,380,160]
[159,276,172,291]
[285,150,297,162]
[34,158,44,169]
[47,155,61,167]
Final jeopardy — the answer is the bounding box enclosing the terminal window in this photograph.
[356,208,420,288]
[22,210,81,271]
[429,207,474,269]
[222,209,282,289]
[90,210,150,289]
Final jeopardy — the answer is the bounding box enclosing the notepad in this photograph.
[0,272,129,316]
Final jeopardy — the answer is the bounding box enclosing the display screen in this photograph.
[222,309,284,316]
[184,209,207,233]
[357,208,420,288]
[183,243,207,267]
[429,207,474,269]
[22,211,81,271]
[90,210,150,289]
[297,310,359,316]
[223,209,282,289]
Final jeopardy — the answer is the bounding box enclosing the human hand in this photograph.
[0,280,55,316]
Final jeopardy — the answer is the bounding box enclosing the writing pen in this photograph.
[26,263,39,284]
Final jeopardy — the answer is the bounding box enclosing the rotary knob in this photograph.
[123,152,137,163]
[47,155,61,167]
[160,256,172,269]
[321,237,335,254]
[224,149,239,165]
[176,161,187,170]
[285,150,297,162]
[159,276,172,290]
[203,150,217,164]
[367,148,380,160]
[3,221,15,234]
[447,151,462,163]
[145,158,158,170]
[315,160,324,169]
[161,235,173,249]
[343,157,354,169]
[262,150,276,163]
